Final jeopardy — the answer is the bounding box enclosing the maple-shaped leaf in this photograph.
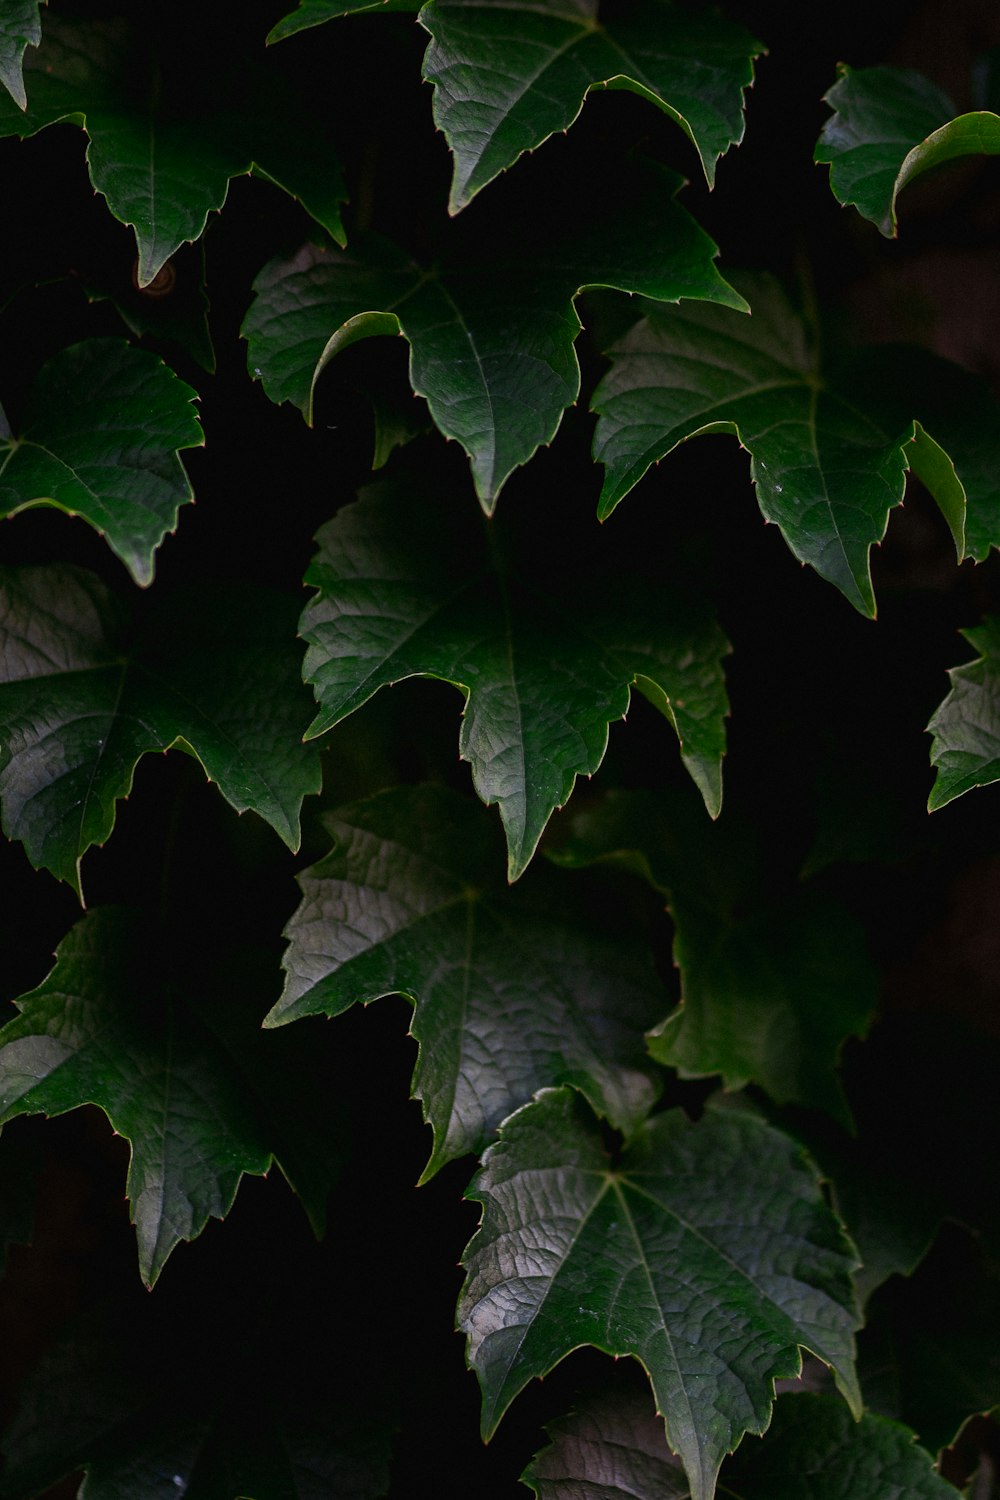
[591,272,995,615]
[926,617,1000,811]
[298,481,729,879]
[0,566,321,895]
[243,158,745,509]
[0,13,346,285]
[0,0,42,109]
[268,0,419,42]
[553,788,875,1124]
[420,0,763,212]
[0,909,347,1283]
[0,339,201,585]
[523,1386,956,1500]
[266,786,667,1177]
[459,1087,861,1500]
[815,63,1000,237]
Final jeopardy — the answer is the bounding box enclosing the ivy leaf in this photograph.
[815,64,1000,237]
[592,273,985,615]
[420,0,762,212]
[244,159,745,509]
[0,566,321,894]
[926,617,1000,811]
[0,339,201,585]
[553,789,875,1124]
[523,1387,956,1500]
[298,482,729,879]
[0,14,346,285]
[459,1087,861,1500]
[268,0,419,42]
[0,0,42,110]
[265,786,667,1177]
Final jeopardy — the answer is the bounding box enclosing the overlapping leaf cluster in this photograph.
[0,2,998,1498]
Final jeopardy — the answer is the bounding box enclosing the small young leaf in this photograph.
[298,482,729,879]
[593,273,990,615]
[266,786,667,1177]
[459,1087,861,1500]
[0,14,346,285]
[0,339,201,585]
[268,0,419,42]
[816,63,1000,237]
[420,0,763,211]
[0,0,42,110]
[927,617,1000,811]
[0,567,321,893]
[244,159,745,509]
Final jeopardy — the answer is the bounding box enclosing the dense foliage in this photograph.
[0,1,998,1496]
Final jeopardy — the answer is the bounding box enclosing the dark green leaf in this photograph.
[592,273,981,615]
[553,790,875,1123]
[927,617,1000,811]
[0,14,346,285]
[420,0,763,211]
[268,0,419,42]
[298,482,729,879]
[84,245,215,374]
[523,1387,956,1500]
[459,1087,861,1500]
[815,63,1000,237]
[265,786,667,1176]
[244,159,745,509]
[0,339,201,585]
[0,1125,41,1270]
[0,567,321,893]
[0,0,41,110]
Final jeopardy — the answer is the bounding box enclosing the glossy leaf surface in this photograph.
[816,63,1000,236]
[0,0,41,109]
[459,1088,861,1500]
[0,340,201,585]
[298,483,729,879]
[266,786,666,1176]
[420,0,762,211]
[927,617,1000,810]
[268,0,418,41]
[244,160,744,508]
[0,567,321,893]
[593,273,988,614]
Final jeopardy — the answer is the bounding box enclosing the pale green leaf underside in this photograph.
[268,0,419,42]
[0,566,320,894]
[816,63,1000,237]
[297,483,729,879]
[267,786,666,1176]
[524,1387,956,1500]
[460,1088,861,1500]
[0,909,272,1285]
[592,273,975,615]
[0,14,346,285]
[420,0,763,211]
[0,0,42,109]
[244,162,745,508]
[927,616,1000,811]
[0,340,201,586]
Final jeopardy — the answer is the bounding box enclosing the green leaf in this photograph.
[459,1087,861,1500]
[0,566,321,894]
[0,0,42,110]
[0,14,346,285]
[420,0,763,212]
[816,63,1000,237]
[553,789,875,1124]
[927,616,1000,811]
[298,481,729,879]
[0,339,201,585]
[268,0,419,42]
[592,273,979,615]
[265,786,667,1177]
[244,159,745,509]
[523,1387,956,1500]
[84,244,216,374]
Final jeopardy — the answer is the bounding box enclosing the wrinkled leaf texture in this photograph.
[459,1087,861,1500]
[927,616,1000,810]
[0,0,42,109]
